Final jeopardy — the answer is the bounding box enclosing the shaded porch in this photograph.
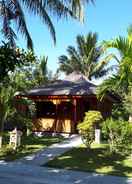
[31,95,112,133]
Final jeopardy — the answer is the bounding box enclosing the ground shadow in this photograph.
[45,145,132,178]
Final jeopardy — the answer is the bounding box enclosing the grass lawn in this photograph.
[46,144,132,178]
[0,133,64,161]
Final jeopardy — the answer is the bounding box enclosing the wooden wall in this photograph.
[33,118,73,133]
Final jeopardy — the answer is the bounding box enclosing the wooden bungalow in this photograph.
[17,72,118,134]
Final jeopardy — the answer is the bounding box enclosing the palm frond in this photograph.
[103,37,132,57]
[58,32,110,80]
[96,75,121,100]
[40,56,48,76]
[21,0,56,44]
[0,1,16,47]
[65,0,94,22]
[13,0,33,49]
[76,35,85,56]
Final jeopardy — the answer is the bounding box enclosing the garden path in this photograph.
[16,134,82,166]
[0,135,132,183]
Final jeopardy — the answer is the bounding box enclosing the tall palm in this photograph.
[98,26,132,98]
[0,0,94,49]
[58,32,112,80]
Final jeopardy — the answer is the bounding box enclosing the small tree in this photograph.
[0,46,36,148]
[14,98,34,136]
[0,86,15,148]
[0,43,36,82]
[77,111,103,149]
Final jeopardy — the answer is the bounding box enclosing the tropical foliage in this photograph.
[98,26,132,99]
[32,56,49,86]
[0,0,94,49]
[0,44,37,148]
[102,118,132,154]
[0,44,54,147]
[0,82,16,148]
[58,32,112,80]
[0,42,35,82]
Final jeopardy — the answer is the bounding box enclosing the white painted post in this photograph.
[129,115,132,123]
[95,129,101,144]
[9,128,22,149]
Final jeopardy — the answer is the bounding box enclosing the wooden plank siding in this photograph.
[33,118,73,133]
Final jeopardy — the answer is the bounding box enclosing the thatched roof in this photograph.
[26,72,96,96]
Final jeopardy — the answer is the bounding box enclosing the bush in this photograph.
[2,146,17,156]
[102,118,132,154]
[6,112,32,135]
[77,111,103,149]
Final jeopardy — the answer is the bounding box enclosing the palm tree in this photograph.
[97,26,132,122]
[98,26,132,98]
[0,0,94,49]
[58,32,112,80]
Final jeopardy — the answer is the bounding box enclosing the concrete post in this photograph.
[95,129,101,144]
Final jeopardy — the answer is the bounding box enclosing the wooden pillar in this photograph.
[55,101,59,132]
[73,98,77,133]
[34,101,37,118]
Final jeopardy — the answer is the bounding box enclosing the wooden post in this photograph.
[55,102,58,133]
[73,99,77,133]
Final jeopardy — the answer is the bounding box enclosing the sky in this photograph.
[17,0,132,80]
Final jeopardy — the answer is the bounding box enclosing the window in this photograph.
[36,101,56,118]
[58,101,73,118]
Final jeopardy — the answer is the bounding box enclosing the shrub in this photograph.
[77,111,103,149]
[102,118,132,154]
[2,146,17,156]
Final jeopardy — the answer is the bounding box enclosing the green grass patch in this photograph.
[0,133,64,161]
[46,144,132,177]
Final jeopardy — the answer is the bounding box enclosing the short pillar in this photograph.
[129,115,132,123]
[9,128,22,150]
[95,129,101,144]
